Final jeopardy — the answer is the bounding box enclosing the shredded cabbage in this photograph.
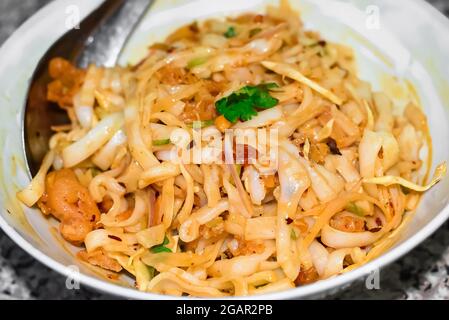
[363,162,446,192]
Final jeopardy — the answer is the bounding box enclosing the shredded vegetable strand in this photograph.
[17,150,55,207]
[261,61,343,105]
[363,162,446,192]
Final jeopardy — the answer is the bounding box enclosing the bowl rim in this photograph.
[1,0,449,300]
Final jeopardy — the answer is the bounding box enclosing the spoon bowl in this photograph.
[23,0,153,175]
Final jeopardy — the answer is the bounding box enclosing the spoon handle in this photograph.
[78,0,154,67]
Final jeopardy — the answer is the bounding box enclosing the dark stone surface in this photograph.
[1,0,449,300]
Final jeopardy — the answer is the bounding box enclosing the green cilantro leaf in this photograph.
[345,202,365,217]
[147,266,156,279]
[235,164,242,176]
[290,228,297,240]
[224,26,237,38]
[90,168,101,177]
[151,246,172,253]
[152,138,170,146]
[249,28,262,37]
[187,57,208,69]
[186,119,215,128]
[150,236,172,253]
[215,83,279,123]
[259,83,279,90]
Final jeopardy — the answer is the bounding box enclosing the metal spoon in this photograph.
[23,0,154,175]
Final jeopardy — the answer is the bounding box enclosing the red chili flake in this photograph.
[286,218,293,225]
[189,21,199,33]
[378,147,384,159]
[326,137,342,155]
[375,217,382,226]
[294,267,319,286]
[298,142,305,157]
[108,235,122,242]
[253,14,264,23]
[187,140,195,150]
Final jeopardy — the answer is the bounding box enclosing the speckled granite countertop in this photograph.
[1,0,449,300]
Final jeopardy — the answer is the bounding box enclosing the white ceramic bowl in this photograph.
[1,0,449,300]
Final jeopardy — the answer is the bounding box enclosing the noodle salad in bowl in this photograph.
[16,0,446,297]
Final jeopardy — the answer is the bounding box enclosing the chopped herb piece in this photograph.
[215,83,279,123]
[345,202,364,217]
[235,164,242,177]
[91,168,101,177]
[150,236,172,253]
[258,82,279,90]
[151,246,172,253]
[153,138,170,146]
[187,57,208,69]
[147,266,156,279]
[249,28,262,37]
[224,26,237,38]
[290,228,297,240]
[187,119,215,128]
